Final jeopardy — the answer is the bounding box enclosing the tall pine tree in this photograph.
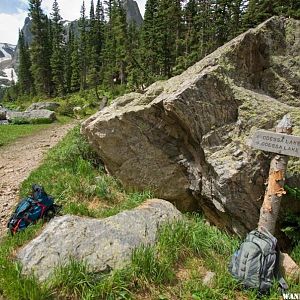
[156,0,183,78]
[102,0,128,85]
[242,0,300,30]
[140,0,160,83]
[50,0,65,96]
[87,0,99,89]
[64,25,74,93]
[114,0,128,84]
[17,30,33,95]
[95,0,105,78]
[71,37,81,92]
[79,1,88,90]
[126,21,144,90]
[29,0,52,96]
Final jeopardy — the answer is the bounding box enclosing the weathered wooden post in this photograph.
[250,114,300,235]
[257,115,292,234]
[251,115,300,279]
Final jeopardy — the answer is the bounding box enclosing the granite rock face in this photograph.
[17,199,182,281]
[122,0,143,27]
[82,17,300,236]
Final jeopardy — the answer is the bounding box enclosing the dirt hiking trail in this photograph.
[0,122,77,236]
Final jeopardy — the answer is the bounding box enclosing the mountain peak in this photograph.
[122,0,143,26]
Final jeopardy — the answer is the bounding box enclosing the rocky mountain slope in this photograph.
[82,17,300,236]
[0,43,17,87]
[2,0,143,88]
[122,0,143,26]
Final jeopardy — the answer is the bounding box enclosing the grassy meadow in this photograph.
[0,115,72,147]
[0,123,51,147]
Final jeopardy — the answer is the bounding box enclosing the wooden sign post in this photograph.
[251,115,295,235]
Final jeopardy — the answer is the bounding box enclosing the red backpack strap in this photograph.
[12,219,22,234]
[36,202,47,217]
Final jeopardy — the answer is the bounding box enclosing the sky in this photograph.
[0,0,146,45]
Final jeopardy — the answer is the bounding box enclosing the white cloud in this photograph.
[41,0,84,21]
[0,10,27,44]
[137,0,146,16]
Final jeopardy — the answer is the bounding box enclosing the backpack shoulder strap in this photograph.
[274,244,288,291]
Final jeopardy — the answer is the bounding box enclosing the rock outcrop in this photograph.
[17,199,182,281]
[82,17,300,236]
[6,109,56,123]
[26,102,60,112]
[280,253,300,281]
[0,108,6,120]
[122,0,143,27]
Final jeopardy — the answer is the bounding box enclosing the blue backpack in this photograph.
[7,184,59,234]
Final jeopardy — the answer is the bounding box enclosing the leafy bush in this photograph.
[281,212,300,244]
[285,185,300,200]
[281,185,300,243]
[11,117,54,125]
[10,117,30,124]
[56,100,75,116]
[291,243,300,265]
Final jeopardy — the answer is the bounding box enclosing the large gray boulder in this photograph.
[17,199,182,281]
[6,109,56,123]
[82,17,300,236]
[26,102,60,112]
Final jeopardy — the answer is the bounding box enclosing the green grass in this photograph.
[0,123,50,147]
[19,127,152,219]
[42,216,292,299]
[0,222,53,300]
[1,125,299,299]
[291,243,300,265]
[0,214,291,300]
[0,115,72,147]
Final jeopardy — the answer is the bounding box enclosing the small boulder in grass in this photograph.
[0,108,6,120]
[17,199,182,281]
[280,253,300,282]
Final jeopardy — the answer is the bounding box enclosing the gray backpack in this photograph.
[229,228,288,293]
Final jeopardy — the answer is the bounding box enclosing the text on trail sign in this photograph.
[251,130,300,158]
